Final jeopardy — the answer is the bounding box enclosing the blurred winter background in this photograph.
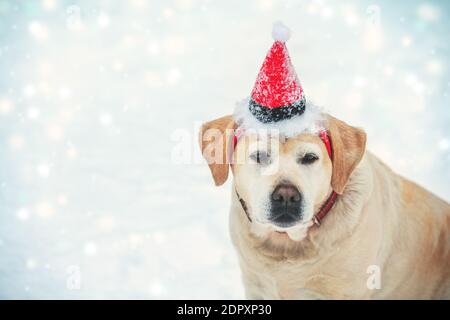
[0,0,449,299]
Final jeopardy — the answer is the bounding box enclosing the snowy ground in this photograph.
[0,0,449,299]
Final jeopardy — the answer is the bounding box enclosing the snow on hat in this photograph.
[234,21,322,137]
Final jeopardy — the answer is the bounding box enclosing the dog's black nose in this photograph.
[271,184,301,204]
[269,183,303,226]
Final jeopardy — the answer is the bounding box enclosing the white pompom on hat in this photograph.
[271,21,291,42]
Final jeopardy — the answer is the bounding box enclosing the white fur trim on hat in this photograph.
[233,97,325,137]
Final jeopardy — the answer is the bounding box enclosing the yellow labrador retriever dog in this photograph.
[199,113,450,299]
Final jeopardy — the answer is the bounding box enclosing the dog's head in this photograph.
[199,114,366,241]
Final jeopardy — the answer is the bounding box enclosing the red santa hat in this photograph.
[234,21,323,137]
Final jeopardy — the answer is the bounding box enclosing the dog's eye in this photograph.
[299,153,319,165]
[250,151,271,165]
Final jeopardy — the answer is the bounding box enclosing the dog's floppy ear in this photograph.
[326,115,367,194]
[198,115,237,186]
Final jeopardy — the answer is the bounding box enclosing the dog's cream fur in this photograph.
[199,113,450,299]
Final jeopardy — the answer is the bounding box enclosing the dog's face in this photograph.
[199,114,366,242]
[232,133,332,231]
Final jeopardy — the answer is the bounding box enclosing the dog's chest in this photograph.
[245,258,368,300]
[262,264,330,299]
